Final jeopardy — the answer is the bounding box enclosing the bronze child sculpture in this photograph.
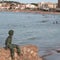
[5,30,20,60]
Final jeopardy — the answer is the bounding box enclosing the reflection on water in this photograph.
[0,12,60,51]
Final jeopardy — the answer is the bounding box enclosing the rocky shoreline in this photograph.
[0,45,42,60]
[0,44,60,60]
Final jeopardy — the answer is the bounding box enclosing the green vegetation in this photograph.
[31,3,38,6]
[0,1,20,4]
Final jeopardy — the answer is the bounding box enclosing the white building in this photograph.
[38,2,57,11]
[26,4,37,9]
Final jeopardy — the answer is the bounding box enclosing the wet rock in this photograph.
[53,21,59,24]
[55,49,60,53]
[44,53,60,60]
[0,45,43,60]
[42,49,60,60]
[41,20,48,23]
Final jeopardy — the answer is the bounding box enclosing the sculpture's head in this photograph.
[8,30,14,36]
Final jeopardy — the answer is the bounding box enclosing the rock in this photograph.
[44,53,60,60]
[55,49,60,53]
[0,45,43,60]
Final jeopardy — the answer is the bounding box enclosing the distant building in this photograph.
[55,0,60,12]
[38,2,57,11]
[58,0,60,8]
[20,4,26,10]
[47,2,57,9]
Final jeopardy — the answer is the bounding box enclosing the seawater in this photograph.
[0,12,60,51]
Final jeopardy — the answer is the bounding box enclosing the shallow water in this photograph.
[0,12,60,59]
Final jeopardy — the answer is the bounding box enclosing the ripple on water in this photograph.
[0,13,60,59]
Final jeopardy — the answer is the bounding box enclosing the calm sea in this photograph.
[0,12,60,52]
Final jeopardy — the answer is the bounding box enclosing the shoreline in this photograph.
[7,10,60,14]
[0,9,60,15]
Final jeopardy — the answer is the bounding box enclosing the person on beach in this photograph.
[5,30,20,60]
